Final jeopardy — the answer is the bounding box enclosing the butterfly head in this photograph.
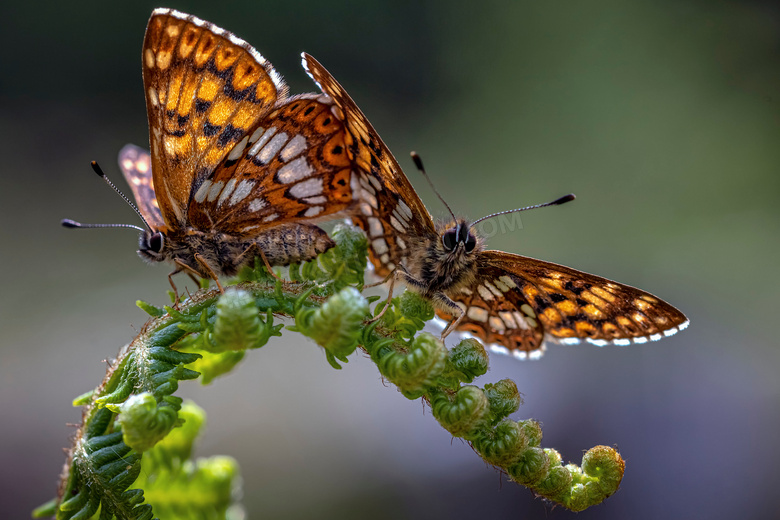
[138,228,167,263]
[416,219,483,292]
[439,219,482,257]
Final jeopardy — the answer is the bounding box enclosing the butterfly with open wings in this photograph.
[302,54,689,359]
[66,9,363,291]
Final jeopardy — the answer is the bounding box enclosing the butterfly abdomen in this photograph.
[238,223,334,269]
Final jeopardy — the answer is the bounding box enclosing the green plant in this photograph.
[35,223,624,519]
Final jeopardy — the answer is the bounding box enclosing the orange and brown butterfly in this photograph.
[66,9,357,288]
[302,54,689,359]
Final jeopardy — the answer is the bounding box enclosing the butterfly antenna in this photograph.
[60,161,152,232]
[60,219,145,232]
[471,193,576,227]
[410,151,457,223]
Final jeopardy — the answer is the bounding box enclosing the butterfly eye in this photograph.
[464,233,477,253]
[442,229,458,251]
[149,232,164,253]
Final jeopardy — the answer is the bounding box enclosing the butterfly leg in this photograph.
[193,254,224,293]
[396,265,430,291]
[171,258,208,304]
[185,272,201,286]
[255,246,286,283]
[364,269,395,289]
[432,293,465,341]
[368,266,430,323]
[168,258,200,308]
[168,264,184,304]
[234,243,273,281]
[367,269,398,323]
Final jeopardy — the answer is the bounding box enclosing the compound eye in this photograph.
[149,232,164,253]
[464,233,477,252]
[442,228,458,251]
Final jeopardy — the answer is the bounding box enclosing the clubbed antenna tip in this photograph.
[552,193,576,205]
[91,161,106,178]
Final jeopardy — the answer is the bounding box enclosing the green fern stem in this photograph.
[43,223,623,519]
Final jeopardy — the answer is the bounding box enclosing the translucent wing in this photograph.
[117,144,164,230]
[442,250,689,358]
[186,95,355,236]
[143,8,288,228]
[302,53,435,276]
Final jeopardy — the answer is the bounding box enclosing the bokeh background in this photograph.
[2,1,778,518]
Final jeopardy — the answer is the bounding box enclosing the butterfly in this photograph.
[68,9,363,290]
[302,54,689,359]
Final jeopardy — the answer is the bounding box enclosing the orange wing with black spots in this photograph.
[437,262,547,357]
[118,144,164,230]
[443,250,689,358]
[143,9,287,228]
[302,53,435,277]
[186,95,355,236]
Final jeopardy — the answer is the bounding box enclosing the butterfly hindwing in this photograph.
[117,144,165,230]
[451,251,689,354]
[438,261,547,358]
[301,53,435,277]
[186,95,355,236]
[143,8,288,228]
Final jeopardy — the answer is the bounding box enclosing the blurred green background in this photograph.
[1,1,778,518]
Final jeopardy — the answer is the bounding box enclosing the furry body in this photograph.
[396,219,482,333]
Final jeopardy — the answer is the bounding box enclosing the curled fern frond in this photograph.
[440,338,489,387]
[142,400,205,470]
[294,286,369,368]
[508,446,550,484]
[536,460,574,497]
[376,291,434,340]
[117,392,181,453]
[134,402,242,519]
[482,379,523,422]
[472,419,529,467]
[429,385,491,439]
[209,290,281,352]
[45,221,625,518]
[374,333,448,399]
[291,223,368,291]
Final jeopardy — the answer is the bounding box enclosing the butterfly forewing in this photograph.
[143,9,288,228]
[302,53,435,276]
[118,144,164,229]
[446,251,689,356]
[186,95,355,236]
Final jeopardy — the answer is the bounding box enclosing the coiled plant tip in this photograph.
[38,223,624,519]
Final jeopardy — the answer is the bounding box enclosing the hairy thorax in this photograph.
[403,227,482,298]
